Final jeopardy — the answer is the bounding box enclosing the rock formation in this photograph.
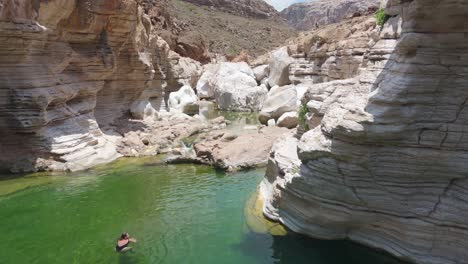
[116,114,227,158]
[281,0,380,31]
[0,0,201,172]
[197,62,269,111]
[168,85,198,113]
[268,47,293,87]
[261,0,468,263]
[193,126,290,171]
[276,112,298,129]
[181,0,279,19]
[259,85,298,124]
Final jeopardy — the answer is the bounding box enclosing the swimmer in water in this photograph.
[115,233,137,252]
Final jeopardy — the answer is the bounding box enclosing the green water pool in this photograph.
[0,157,406,264]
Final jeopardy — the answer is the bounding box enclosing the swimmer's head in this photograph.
[120,233,129,240]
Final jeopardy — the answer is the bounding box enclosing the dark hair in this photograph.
[120,233,129,240]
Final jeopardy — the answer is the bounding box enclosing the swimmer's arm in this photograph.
[129,238,137,243]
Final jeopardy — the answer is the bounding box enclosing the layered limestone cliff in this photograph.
[288,14,379,85]
[281,0,380,31]
[262,0,468,263]
[0,0,200,172]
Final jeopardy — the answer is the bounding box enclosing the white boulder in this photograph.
[259,85,298,124]
[198,62,268,111]
[296,85,308,106]
[260,77,270,89]
[277,111,298,129]
[215,83,268,111]
[253,65,270,82]
[130,100,158,120]
[196,64,219,99]
[267,119,276,127]
[168,85,198,113]
[268,47,293,87]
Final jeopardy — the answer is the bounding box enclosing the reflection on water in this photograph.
[0,158,407,264]
[214,110,261,134]
[236,232,405,264]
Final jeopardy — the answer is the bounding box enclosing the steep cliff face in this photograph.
[262,0,468,263]
[288,14,378,84]
[281,0,380,31]
[0,0,200,172]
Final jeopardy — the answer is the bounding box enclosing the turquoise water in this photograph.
[0,157,406,264]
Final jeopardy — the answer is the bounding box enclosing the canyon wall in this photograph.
[0,0,200,172]
[262,0,468,263]
[281,0,380,31]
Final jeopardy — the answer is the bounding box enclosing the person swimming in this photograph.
[115,233,137,252]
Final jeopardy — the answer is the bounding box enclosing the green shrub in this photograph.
[375,9,389,27]
[298,103,309,131]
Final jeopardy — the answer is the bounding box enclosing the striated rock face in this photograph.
[281,0,380,31]
[261,0,468,263]
[288,15,379,85]
[181,0,279,19]
[0,0,200,172]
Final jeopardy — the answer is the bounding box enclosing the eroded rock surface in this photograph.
[289,15,379,85]
[115,115,226,158]
[0,0,199,172]
[194,126,289,171]
[261,1,468,264]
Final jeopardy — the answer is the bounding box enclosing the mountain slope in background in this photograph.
[169,0,296,59]
[182,0,279,18]
[281,0,380,31]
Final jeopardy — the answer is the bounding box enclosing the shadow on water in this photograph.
[234,231,407,264]
[118,251,140,264]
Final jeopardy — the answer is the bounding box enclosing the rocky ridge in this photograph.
[260,0,468,264]
[181,0,279,18]
[281,0,380,31]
